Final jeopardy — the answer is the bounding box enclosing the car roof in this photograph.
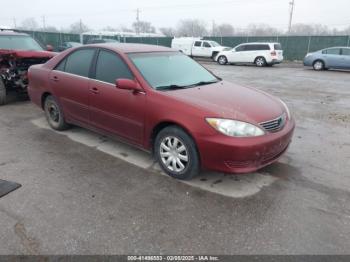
[239,42,280,45]
[0,31,28,36]
[86,43,175,53]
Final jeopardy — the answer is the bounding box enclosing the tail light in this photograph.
[271,51,277,56]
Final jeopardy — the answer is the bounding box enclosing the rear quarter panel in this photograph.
[28,65,51,108]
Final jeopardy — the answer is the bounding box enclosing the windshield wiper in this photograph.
[188,80,220,87]
[156,84,188,91]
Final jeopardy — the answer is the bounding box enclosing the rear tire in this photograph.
[255,57,267,67]
[217,55,228,65]
[0,78,7,106]
[313,60,325,71]
[44,95,70,131]
[155,126,200,180]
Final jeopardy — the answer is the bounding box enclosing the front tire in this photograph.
[255,57,267,67]
[313,60,325,71]
[217,55,228,65]
[0,78,7,106]
[155,126,200,180]
[44,95,69,131]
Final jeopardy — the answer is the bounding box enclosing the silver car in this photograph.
[303,47,350,71]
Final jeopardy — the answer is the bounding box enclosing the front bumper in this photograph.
[196,118,295,174]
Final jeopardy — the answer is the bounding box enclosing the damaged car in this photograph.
[0,29,55,105]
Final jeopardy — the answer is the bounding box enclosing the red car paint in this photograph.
[28,44,295,174]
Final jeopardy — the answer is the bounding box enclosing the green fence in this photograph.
[18,30,350,61]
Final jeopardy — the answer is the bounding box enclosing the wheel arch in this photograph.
[41,92,52,109]
[149,120,201,160]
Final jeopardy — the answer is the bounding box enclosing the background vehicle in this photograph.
[304,47,350,71]
[215,42,283,67]
[171,37,229,59]
[58,41,82,51]
[0,28,55,105]
[28,44,294,180]
[86,38,120,44]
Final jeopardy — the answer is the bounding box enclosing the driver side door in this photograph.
[89,49,146,145]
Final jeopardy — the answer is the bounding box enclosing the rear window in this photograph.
[63,49,95,77]
[322,48,341,55]
[194,41,202,47]
[274,44,282,50]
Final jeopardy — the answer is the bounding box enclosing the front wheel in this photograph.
[155,126,200,180]
[0,78,7,106]
[44,95,70,131]
[313,60,325,71]
[217,55,228,65]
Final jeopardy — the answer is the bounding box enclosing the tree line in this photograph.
[16,17,350,36]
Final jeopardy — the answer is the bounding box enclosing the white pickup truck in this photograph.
[171,38,230,59]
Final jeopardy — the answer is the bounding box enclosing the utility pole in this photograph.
[42,15,46,31]
[135,8,141,35]
[79,19,83,44]
[13,18,17,29]
[288,0,295,34]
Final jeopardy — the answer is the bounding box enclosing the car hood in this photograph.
[0,49,56,58]
[163,81,284,124]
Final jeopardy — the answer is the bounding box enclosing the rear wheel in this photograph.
[44,95,70,131]
[313,60,325,71]
[155,126,200,180]
[218,55,228,65]
[0,78,7,106]
[255,57,267,67]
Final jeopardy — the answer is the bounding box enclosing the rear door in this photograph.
[89,49,146,144]
[191,41,203,56]
[50,48,96,125]
[274,43,284,60]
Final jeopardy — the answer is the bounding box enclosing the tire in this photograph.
[44,95,69,131]
[313,60,325,71]
[255,57,267,67]
[0,78,6,106]
[217,55,228,65]
[155,126,200,180]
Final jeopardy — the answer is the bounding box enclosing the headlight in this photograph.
[206,118,265,137]
[279,99,291,120]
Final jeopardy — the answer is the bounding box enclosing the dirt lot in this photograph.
[0,62,349,255]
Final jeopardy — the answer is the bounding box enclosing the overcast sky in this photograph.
[1,0,349,31]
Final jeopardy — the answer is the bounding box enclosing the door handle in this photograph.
[90,87,99,94]
[51,76,59,82]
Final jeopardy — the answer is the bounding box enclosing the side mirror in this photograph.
[116,79,143,92]
[46,44,54,51]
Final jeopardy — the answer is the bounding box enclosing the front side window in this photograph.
[64,49,95,77]
[95,50,133,84]
[194,41,202,47]
[203,42,211,48]
[129,52,218,90]
[323,48,341,55]
[235,45,246,52]
[0,35,43,51]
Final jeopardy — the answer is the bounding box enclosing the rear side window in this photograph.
[323,48,341,55]
[64,49,95,77]
[194,41,202,47]
[274,44,282,50]
[342,48,350,56]
[95,50,133,84]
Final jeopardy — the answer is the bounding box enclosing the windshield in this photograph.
[210,41,221,47]
[129,52,219,90]
[0,35,44,51]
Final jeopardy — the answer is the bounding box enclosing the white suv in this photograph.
[215,42,284,67]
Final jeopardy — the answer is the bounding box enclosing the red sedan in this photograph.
[28,44,295,180]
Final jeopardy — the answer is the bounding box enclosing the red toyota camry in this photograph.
[28,44,295,180]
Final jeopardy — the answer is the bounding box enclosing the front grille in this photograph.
[260,114,286,132]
